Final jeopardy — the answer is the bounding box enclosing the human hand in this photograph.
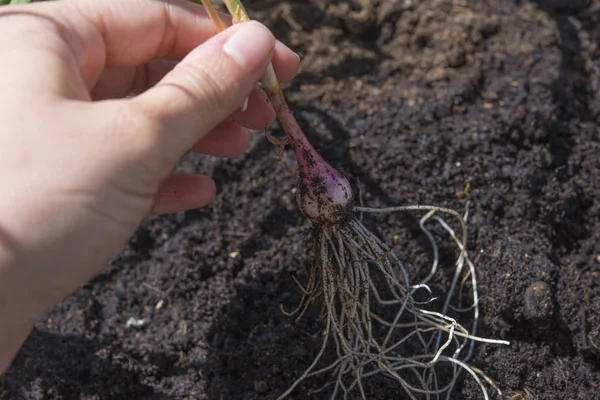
[0,0,299,373]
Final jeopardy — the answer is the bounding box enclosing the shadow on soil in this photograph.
[1,329,174,400]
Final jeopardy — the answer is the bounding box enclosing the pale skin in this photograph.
[0,0,300,374]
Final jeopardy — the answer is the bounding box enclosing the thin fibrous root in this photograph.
[277,204,509,400]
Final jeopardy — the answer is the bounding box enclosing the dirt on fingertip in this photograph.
[2,0,600,399]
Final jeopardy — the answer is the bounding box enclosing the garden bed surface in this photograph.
[1,0,600,399]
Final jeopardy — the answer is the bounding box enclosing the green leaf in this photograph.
[9,0,33,4]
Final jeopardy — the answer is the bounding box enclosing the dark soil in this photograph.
[2,0,600,399]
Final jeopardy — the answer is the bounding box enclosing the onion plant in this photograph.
[200,0,511,399]
[1,0,511,397]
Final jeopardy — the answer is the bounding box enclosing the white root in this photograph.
[277,204,509,400]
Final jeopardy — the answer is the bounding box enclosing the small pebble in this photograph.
[125,317,146,329]
[115,282,126,298]
[254,381,268,394]
[524,281,553,320]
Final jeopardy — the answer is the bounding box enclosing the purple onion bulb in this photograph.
[293,139,353,225]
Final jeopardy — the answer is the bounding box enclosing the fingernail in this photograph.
[224,21,275,70]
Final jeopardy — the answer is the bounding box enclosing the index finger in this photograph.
[0,0,298,90]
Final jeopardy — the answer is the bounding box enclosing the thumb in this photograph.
[127,21,275,161]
